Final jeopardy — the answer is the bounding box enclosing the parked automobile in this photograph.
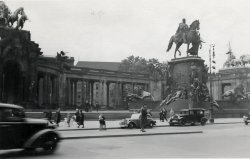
[0,103,60,153]
[169,108,208,126]
[119,113,156,129]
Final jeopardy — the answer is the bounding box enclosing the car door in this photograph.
[0,108,25,149]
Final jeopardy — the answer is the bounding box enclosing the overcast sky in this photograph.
[5,0,250,70]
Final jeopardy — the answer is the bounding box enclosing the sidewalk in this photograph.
[56,118,243,131]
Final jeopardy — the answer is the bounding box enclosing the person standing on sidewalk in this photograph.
[78,109,85,128]
[161,108,168,122]
[75,109,80,127]
[66,113,71,127]
[99,113,106,130]
[55,108,61,127]
[140,104,147,132]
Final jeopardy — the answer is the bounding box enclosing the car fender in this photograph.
[23,129,60,148]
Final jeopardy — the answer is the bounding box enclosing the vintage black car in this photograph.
[0,103,60,153]
[169,108,208,126]
[119,113,156,129]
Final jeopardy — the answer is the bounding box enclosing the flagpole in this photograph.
[209,44,215,123]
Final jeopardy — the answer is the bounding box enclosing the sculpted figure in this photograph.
[126,87,154,101]
[8,7,23,27]
[176,18,189,43]
[223,84,246,100]
[0,1,10,24]
[160,88,183,106]
[16,10,28,30]
[240,55,250,66]
[167,19,201,58]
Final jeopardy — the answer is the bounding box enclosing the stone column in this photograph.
[38,77,44,107]
[90,81,94,106]
[43,73,48,107]
[106,82,110,107]
[102,80,107,107]
[72,81,75,106]
[82,79,86,106]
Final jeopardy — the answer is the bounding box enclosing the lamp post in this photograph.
[209,44,215,123]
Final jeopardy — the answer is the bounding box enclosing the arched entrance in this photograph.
[2,60,24,104]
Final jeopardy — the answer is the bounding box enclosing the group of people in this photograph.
[66,109,85,128]
[44,107,106,130]
[44,108,61,127]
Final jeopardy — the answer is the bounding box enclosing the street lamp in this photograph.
[209,44,216,123]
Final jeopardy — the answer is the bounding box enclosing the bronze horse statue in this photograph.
[7,7,24,27]
[167,20,202,58]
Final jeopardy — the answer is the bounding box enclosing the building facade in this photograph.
[0,28,164,110]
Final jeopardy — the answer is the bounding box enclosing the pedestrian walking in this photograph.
[78,110,85,128]
[140,104,147,132]
[75,109,80,127]
[55,108,61,127]
[161,108,168,122]
[66,113,71,127]
[44,110,53,124]
[99,113,106,130]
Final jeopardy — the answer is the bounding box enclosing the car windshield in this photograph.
[0,108,25,122]
[131,114,140,119]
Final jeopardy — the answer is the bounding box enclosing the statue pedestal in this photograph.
[167,56,208,109]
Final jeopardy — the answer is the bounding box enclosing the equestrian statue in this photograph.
[0,2,28,30]
[167,19,202,58]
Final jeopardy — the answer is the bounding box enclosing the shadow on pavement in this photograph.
[0,147,61,158]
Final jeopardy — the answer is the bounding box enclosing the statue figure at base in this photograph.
[126,87,154,102]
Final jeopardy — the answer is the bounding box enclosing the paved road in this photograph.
[0,123,249,158]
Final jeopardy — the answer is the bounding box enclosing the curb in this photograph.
[57,125,170,131]
[57,122,243,131]
[62,131,203,140]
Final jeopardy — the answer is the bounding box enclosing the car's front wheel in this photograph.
[43,135,59,153]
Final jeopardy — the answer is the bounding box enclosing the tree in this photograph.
[119,55,169,81]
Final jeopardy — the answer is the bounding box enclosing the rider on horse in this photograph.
[176,18,189,43]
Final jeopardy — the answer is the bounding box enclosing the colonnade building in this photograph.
[0,28,163,109]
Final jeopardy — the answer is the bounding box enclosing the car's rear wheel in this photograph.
[149,122,154,128]
[245,121,248,125]
[169,123,174,126]
[43,135,59,153]
[128,123,135,129]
